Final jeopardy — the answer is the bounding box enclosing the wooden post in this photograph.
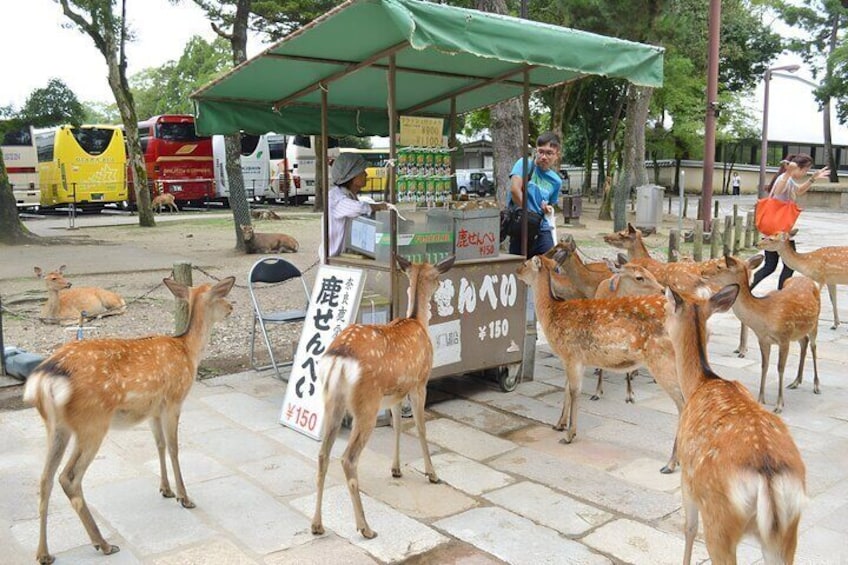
[693,220,704,262]
[173,262,192,334]
[710,219,721,259]
[734,216,744,255]
[682,197,688,218]
[723,216,733,256]
[0,295,6,376]
[668,229,680,262]
[668,196,672,214]
[696,198,701,222]
[745,211,755,248]
[714,200,720,220]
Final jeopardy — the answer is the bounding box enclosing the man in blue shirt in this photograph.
[507,131,562,257]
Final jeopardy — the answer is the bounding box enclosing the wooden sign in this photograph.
[280,265,365,440]
[399,116,445,147]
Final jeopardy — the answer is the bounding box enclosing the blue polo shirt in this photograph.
[507,157,562,231]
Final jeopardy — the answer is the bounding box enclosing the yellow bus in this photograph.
[36,125,128,209]
[338,147,390,196]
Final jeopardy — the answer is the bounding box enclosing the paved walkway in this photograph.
[2,198,848,564]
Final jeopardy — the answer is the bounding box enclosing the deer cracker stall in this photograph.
[191,0,663,391]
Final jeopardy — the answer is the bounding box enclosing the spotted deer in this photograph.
[151,192,179,213]
[545,235,612,299]
[701,255,821,412]
[517,254,684,473]
[23,276,235,564]
[758,232,848,329]
[663,284,806,565]
[312,255,455,539]
[240,224,299,253]
[34,266,127,325]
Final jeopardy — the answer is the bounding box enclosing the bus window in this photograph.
[156,122,204,142]
[71,128,115,156]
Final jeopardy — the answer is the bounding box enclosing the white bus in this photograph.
[285,135,340,205]
[2,125,40,209]
[212,133,270,204]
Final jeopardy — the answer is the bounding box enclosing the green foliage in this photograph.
[83,100,120,124]
[190,0,341,42]
[337,135,372,149]
[19,78,86,128]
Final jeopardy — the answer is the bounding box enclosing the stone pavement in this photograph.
[2,197,848,564]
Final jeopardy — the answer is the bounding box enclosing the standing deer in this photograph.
[24,276,235,564]
[34,266,126,325]
[663,284,806,565]
[312,255,455,540]
[758,232,848,329]
[152,192,179,214]
[701,255,821,412]
[517,254,684,473]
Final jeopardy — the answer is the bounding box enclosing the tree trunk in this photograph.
[0,156,39,244]
[226,135,251,251]
[824,13,841,183]
[614,85,652,231]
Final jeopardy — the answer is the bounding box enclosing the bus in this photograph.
[1,124,40,209]
[131,114,215,208]
[212,133,270,205]
[285,135,340,205]
[36,125,128,210]
[338,147,390,196]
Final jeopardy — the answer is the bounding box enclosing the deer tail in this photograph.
[319,354,358,411]
[23,361,73,425]
[755,473,805,558]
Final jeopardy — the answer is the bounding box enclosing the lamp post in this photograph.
[758,64,801,197]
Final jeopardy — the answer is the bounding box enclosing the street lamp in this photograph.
[758,64,801,197]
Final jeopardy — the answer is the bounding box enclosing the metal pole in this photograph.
[388,55,398,320]
[320,84,330,265]
[521,68,530,257]
[700,0,721,232]
[678,170,685,232]
[758,69,771,199]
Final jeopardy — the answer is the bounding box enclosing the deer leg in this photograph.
[757,339,772,405]
[312,392,348,536]
[59,428,118,557]
[788,337,808,390]
[150,416,174,498]
[390,403,402,478]
[660,392,684,474]
[701,513,742,565]
[591,368,603,401]
[774,342,790,414]
[409,385,439,484]
[828,284,839,329]
[735,323,748,357]
[35,425,71,565]
[625,371,635,404]
[558,365,582,445]
[681,486,699,565]
[810,335,820,394]
[341,404,380,539]
[162,405,193,508]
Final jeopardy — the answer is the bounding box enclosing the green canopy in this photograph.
[192,0,664,137]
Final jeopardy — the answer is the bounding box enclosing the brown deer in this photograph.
[240,224,299,253]
[758,232,848,329]
[34,266,127,325]
[700,255,821,412]
[250,208,282,220]
[312,255,455,539]
[23,276,235,564]
[152,192,179,213]
[545,235,612,299]
[517,254,684,473]
[663,284,806,565]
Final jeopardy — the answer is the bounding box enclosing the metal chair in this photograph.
[247,257,309,379]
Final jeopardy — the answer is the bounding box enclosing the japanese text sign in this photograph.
[399,116,446,147]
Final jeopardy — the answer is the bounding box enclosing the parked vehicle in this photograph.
[456,168,494,196]
[2,124,39,209]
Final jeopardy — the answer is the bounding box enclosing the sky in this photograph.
[2,0,846,146]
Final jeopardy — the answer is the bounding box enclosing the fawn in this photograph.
[312,255,455,539]
[24,276,235,564]
[700,255,821,412]
[517,254,684,473]
[545,235,612,298]
[758,232,848,329]
[152,192,179,213]
[240,224,299,253]
[34,266,126,325]
[663,284,806,565]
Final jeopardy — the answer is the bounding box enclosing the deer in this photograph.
[34,266,127,325]
[240,224,299,253]
[312,255,455,540]
[23,276,235,565]
[663,283,806,565]
[700,255,821,412]
[151,192,179,213]
[250,208,282,220]
[758,232,848,330]
[545,235,612,299]
[517,254,684,474]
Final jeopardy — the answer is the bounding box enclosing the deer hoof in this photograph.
[360,528,378,540]
[311,523,325,536]
[589,394,600,401]
[178,497,196,509]
[735,351,746,359]
[626,396,635,404]
[773,405,784,415]
[37,554,55,564]
[814,386,821,395]
[94,543,120,556]
[659,464,675,475]
[558,433,575,445]
[831,324,838,330]
[787,381,800,390]
[552,424,565,432]
[160,487,175,498]
[391,468,402,478]
[427,473,440,484]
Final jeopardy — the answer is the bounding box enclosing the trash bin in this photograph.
[561,194,582,224]
[635,184,665,232]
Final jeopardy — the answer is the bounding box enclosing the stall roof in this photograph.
[191,0,664,137]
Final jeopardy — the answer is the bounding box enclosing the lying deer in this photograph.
[663,284,806,565]
[34,266,126,325]
[152,192,179,214]
[758,232,848,329]
[250,208,282,220]
[240,224,299,253]
[312,255,455,539]
[517,254,684,473]
[701,255,821,412]
[24,276,235,564]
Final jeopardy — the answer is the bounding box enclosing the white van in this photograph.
[212,133,271,204]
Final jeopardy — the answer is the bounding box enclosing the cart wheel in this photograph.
[497,364,521,392]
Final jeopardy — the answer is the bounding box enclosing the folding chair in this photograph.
[248,257,309,379]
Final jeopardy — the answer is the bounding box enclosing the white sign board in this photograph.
[280,265,365,440]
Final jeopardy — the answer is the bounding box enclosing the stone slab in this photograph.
[409,418,517,461]
[582,518,708,565]
[411,452,514,496]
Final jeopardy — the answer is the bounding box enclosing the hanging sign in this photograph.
[280,265,365,440]
[399,116,446,147]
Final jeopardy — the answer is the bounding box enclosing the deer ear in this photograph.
[396,255,412,272]
[213,276,236,297]
[665,286,685,313]
[748,254,764,269]
[435,255,455,274]
[34,267,43,278]
[58,265,67,274]
[608,275,620,293]
[616,253,628,268]
[627,223,636,234]
[709,284,739,315]
[163,278,190,301]
[724,254,733,268]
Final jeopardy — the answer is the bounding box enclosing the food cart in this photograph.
[191,0,663,391]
